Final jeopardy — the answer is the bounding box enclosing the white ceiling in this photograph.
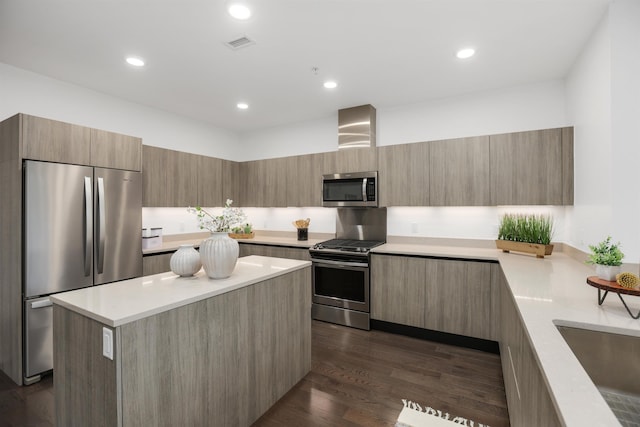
[0,0,610,133]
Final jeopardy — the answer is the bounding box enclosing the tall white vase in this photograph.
[169,244,201,277]
[200,232,239,279]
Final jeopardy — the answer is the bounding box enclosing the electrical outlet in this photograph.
[102,327,113,360]
[411,222,418,234]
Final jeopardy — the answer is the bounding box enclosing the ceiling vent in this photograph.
[338,104,376,149]
[225,35,255,50]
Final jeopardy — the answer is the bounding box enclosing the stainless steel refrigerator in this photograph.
[23,160,142,384]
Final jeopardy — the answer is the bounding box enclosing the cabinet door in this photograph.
[239,244,309,260]
[264,157,288,207]
[90,128,141,171]
[430,136,491,206]
[370,255,426,328]
[167,150,199,207]
[286,154,323,207]
[240,160,262,207]
[426,259,493,339]
[142,145,169,206]
[490,129,563,205]
[21,115,91,164]
[334,147,377,173]
[198,155,223,207]
[377,142,429,206]
[142,253,173,276]
[222,160,240,206]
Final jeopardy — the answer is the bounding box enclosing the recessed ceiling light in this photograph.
[237,102,249,110]
[228,2,251,20]
[323,81,338,89]
[456,48,475,59]
[126,57,145,67]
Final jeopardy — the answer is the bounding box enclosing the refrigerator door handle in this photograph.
[84,176,92,277]
[97,176,106,274]
[30,298,53,309]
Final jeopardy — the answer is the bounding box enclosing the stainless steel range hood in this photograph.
[338,104,376,149]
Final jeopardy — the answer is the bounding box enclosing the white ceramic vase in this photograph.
[170,244,202,276]
[595,264,619,281]
[200,232,239,279]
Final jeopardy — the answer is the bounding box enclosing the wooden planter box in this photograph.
[229,231,255,239]
[495,240,554,258]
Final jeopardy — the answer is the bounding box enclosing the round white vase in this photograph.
[200,232,239,279]
[170,244,202,276]
[595,264,619,281]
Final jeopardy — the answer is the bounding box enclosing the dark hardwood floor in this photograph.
[0,321,509,426]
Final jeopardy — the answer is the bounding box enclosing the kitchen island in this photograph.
[50,255,311,427]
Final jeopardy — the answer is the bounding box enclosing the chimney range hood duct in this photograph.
[338,104,376,149]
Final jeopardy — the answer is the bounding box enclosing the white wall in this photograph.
[239,80,568,160]
[565,0,640,262]
[0,62,240,160]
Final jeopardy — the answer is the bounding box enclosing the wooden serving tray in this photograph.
[229,231,255,239]
[586,276,640,319]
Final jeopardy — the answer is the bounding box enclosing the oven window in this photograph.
[323,179,364,202]
[314,266,366,302]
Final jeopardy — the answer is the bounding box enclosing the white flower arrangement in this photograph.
[187,199,247,233]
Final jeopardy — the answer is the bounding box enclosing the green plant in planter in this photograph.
[497,213,554,245]
[586,236,624,266]
[231,223,253,234]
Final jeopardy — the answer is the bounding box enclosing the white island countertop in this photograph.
[50,255,311,328]
[373,243,640,427]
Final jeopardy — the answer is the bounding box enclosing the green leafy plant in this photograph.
[586,236,624,266]
[497,213,554,245]
[231,223,253,234]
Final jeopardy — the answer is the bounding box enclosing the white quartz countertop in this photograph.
[50,256,311,328]
[373,243,640,427]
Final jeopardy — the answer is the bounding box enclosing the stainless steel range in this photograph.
[310,207,386,330]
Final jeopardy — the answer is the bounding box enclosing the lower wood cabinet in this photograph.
[239,243,310,261]
[498,268,561,427]
[370,254,497,341]
[142,252,173,276]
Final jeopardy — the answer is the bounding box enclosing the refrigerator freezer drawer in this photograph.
[24,297,53,381]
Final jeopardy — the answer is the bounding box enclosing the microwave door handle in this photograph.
[362,178,367,202]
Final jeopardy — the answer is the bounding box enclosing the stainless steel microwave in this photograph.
[322,171,378,207]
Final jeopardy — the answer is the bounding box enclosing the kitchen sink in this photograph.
[556,325,640,426]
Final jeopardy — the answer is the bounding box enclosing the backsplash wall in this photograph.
[143,205,568,242]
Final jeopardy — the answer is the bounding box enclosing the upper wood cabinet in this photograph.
[334,147,377,173]
[490,128,572,205]
[21,115,141,171]
[197,155,222,207]
[142,146,198,207]
[377,142,429,206]
[21,114,91,165]
[222,160,241,206]
[90,128,141,171]
[285,152,335,207]
[240,158,287,207]
[429,136,491,206]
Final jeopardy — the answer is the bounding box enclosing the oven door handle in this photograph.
[311,258,368,268]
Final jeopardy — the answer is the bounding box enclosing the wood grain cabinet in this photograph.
[377,142,429,206]
[90,128,141,171]
[222,159,241,206]
[239,243,310,261]
[240,158,287,207]
[498,269,561,426]
[197,155,223,207]
[285,152,335,207]
[491,127,573,205]
[142,253,173,276]
[21,114,91,165]
[142,146,198,207]
[334,147,378,174]
[370,254,496,341]
[429,136,491,206]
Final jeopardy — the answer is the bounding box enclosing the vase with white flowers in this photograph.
[187,199,246,279]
